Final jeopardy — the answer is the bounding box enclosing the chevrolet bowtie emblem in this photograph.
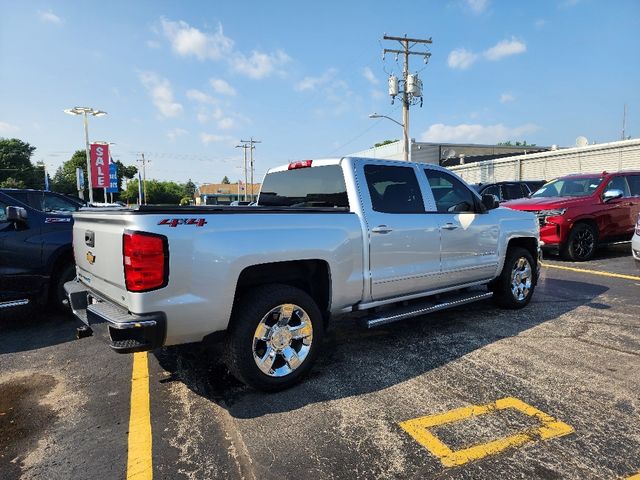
[86,251,96,265]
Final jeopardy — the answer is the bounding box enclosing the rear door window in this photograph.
[259,165,349,208]
[501,183,526,200]
[43,193,80,212]
[605,176,631,197]
[363,165,425,214]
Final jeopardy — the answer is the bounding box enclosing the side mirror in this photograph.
[603,189,624,203]
[6,206,28,224]
[481,194,499,211]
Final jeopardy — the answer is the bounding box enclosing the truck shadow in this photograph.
[0,306,78,355]
[154,275,609,419]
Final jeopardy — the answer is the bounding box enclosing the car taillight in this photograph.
[123,232,168,292]
[288,160,313,170]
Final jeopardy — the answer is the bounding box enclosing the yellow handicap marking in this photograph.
[399,397,573,467]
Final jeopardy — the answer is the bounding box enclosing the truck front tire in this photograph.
[492,247,536,309]
[225,284,324,392]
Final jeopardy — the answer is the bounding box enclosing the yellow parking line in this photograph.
[626,473,640,480]
[542,262,640,282]
[127,352,153,479]
[399,397,573,467]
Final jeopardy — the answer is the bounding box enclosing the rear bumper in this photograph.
[64,280,166,353]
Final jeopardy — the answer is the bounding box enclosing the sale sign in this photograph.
[90,143,109,188]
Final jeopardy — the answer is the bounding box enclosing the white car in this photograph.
[632,213,640,265]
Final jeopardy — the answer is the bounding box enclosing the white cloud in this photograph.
[159,17,290,80]
[484,38,526,61]
[371,89,385,100]
[217,118,235,130]
[210,78,236,96]
[465,0,489,13]
[421,123,539,144]
[500,93,515,103]
[200,132,232,145]
[0,121,20,135]
[160,18,233,61]
[197,112,208,123]
[186,89,216,105]
[534,19,547,28]
[138,71,183,118]
[231,50,290,79]
[295,68,338,92]
[167,128,188,141]
[38,9,63,25]
[447,48,479,70]
[363,67,378,85]
[146,40,161,49]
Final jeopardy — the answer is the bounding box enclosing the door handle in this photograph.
[442,223,459,230]
[372,225,392,234]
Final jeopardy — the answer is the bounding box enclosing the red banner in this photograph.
[90,143,109,188]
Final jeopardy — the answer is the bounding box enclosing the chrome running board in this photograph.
[362,291,493,328]
[0,299,29,309]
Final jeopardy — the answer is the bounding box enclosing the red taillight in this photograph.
[288,160,313,170]
[123,232,168,292]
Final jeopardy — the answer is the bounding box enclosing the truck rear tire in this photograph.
[225,284,324,392]
[491,247,536,309]
[51,263,76,312]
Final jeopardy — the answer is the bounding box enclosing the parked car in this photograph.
[0,189,81,310]
[471,180,546,203]
[65,157,541,391]
[632,213,640,266]
[504,171,640,261]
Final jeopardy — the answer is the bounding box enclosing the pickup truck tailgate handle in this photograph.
[372,225,393,234]
[442,223,459,230]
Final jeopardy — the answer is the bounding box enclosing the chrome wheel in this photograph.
[252,303,313,377]
[510,257,532,301]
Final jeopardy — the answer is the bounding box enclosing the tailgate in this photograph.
[72,211,130,307]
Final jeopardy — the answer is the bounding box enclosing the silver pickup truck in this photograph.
[65,157,540,391]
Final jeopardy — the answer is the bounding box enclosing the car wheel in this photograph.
[562,223,597,261]
[225,284,324,392]
[491,247,536,309]
[51,263,76,312]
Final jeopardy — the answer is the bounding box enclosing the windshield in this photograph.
[531,177,603,198]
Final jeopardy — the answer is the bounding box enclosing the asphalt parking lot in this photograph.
[1,245,639,480]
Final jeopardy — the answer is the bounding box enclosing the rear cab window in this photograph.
[259,165,349,208]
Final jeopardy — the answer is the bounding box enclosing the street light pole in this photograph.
[368,113,407,161]
[64,106,107,204]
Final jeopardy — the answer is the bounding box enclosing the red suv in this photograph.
[504,171,640,261]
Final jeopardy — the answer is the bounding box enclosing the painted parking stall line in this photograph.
[542,262,640,282]
[127,352,153,480]
[399,397,574,467]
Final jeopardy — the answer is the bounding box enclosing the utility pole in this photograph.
[239,138,262,201]
[137,153,149,205]
[622,103,627,140]
[235,144,250,201]
[383,34,432,161]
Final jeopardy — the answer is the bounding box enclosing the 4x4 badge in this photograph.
[86,251,96,265]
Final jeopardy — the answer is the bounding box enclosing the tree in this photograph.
[51,150,88,196]
[221,176,230,184]
[114,160,137,192]
[373,139,399,148]
[121,179,186,205]
[0,138,41,188]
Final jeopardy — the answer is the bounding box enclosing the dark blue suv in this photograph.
[0,189,83,311]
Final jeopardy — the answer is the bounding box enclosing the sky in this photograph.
[1,0,639,185]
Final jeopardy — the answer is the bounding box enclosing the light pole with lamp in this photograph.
[63,106,107,203]
[368,113,408,161]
